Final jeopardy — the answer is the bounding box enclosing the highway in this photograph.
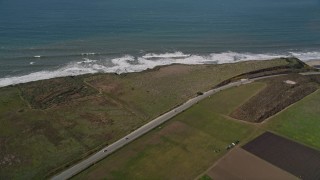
[51,72,319,180]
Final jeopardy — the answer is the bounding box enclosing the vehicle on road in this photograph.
[226,140,240,150]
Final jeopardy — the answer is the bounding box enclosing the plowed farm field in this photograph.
[243,132,320,180]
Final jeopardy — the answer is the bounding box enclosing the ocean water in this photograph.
[0,0,320,86]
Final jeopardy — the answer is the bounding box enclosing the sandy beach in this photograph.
[305,59,320,68]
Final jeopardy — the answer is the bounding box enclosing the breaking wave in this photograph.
[0,51,319,87]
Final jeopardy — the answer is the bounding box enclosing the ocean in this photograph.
[0,0,320,87]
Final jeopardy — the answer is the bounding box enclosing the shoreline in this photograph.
[1,50,320,88]
[0,57,299,88]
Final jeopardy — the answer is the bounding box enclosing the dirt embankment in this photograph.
[230,74,320,123]
[215,57,314,88]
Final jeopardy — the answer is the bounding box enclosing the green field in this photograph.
[0,86,143,179]
[75,83,266,180]
[0,59,298,179]
[265,90,320,150]
[75,74,320,180]
[85,60,288,120]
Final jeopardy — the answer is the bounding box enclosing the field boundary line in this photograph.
[260,89,320,125]
[83,79,146,120]
[194,147,239,180]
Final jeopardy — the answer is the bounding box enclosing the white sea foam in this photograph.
[77,58,98,64]
[289,51,320,61]
[142,52,190,59]
[29,62,35,65]
[81,52,96,56]
[1,51,319,87]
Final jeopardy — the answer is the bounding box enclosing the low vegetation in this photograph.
[231,74,319,122]
[74,83,265,179]
[85,59,290,120]
[0,85,143,179]
[199,175,212,180]
[19,76,97,109]
[0,58,312,179]
[75,74,320,180]
[265,89,320,150]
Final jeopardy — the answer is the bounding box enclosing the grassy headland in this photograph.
[0,58,308,179]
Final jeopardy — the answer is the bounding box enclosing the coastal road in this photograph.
[51,72,319,180]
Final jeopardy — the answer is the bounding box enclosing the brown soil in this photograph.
[0,138,22,168]
[0,154,22,168]
[308,74,320,83]
[243,132,320,180]
[230,74,319,122]
[207,147,297,180]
